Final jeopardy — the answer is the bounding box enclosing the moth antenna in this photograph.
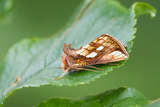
[85,65,105,71]
[55,69,69,80]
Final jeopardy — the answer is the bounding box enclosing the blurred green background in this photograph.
[0,0,159,107]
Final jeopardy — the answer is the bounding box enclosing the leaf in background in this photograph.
[146,99,160,107]
[0,0,12,17]
[36,87,148,107]
[0,0,156,105]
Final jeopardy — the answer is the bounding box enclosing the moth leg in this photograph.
[55,69,69,80]
[85,65,105,71]
[75,68,99,72]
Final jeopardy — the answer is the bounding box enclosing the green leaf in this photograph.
[0,0,12,17]
[36,87,160,107]
[132,2,156,18]
[0,0,156,105]
[36,87,148,107]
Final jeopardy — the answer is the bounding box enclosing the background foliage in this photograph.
[37,87,149,107]
[0,0,159,107]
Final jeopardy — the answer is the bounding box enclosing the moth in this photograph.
[55,34,129,80]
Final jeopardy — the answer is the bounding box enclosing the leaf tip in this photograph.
[132,2,157,18]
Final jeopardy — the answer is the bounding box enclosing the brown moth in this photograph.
[55,34,129,80]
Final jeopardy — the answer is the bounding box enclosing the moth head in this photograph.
[61,52,70,71]
[63,43,71,54]
[63,43,78,58]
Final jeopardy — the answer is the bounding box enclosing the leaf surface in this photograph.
[37,87,148,107]
[0,0,156,105]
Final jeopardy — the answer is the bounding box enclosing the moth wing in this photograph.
[75,34,129,65]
